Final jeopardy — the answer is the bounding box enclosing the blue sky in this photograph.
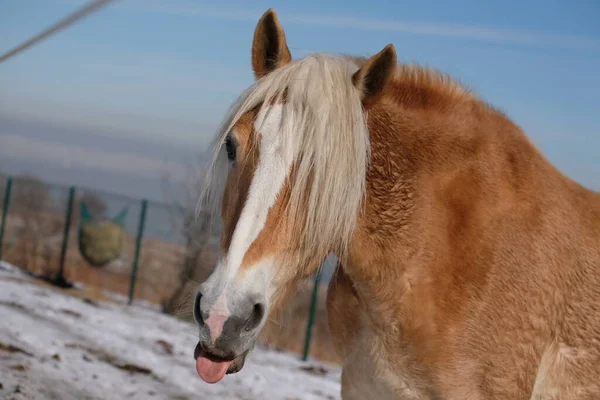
[0,0,599,194]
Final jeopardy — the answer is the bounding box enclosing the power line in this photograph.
[0,0,117,64]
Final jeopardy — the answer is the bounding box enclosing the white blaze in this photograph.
[199,103,293,318]
[225,103,290,278]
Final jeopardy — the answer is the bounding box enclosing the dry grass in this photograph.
[0,211,340,364]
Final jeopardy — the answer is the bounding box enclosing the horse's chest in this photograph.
[340,318,434,400]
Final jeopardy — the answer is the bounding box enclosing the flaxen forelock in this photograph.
[199,54,371,263]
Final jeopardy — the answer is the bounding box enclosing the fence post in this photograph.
[0,177,13,260]
[128,199,147,305]
[54,186,75,288]
[302,269,322,361]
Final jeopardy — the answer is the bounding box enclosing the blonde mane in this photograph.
[199,54,370,263]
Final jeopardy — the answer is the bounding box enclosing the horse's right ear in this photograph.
[251,9,292,80]
[352,44,397,108]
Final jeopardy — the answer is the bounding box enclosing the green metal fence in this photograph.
[0,174,333,363]
[0,176,12,261]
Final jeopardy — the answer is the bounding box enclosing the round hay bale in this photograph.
[78,220,125,268]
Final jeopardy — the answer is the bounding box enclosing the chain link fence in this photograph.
[0,173,339,364]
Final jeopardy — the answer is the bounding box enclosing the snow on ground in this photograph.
[0,264,341,400]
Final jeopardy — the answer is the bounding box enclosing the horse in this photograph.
[191,8,600,399]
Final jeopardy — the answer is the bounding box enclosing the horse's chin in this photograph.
[226,351,248,375]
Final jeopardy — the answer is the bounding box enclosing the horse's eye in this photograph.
[225,136,236,162]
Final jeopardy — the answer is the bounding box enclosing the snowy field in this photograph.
[0,263,341,400]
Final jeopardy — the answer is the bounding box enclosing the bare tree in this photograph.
[10,174,62,273]
[70,190,108,228]
[12,174,50,214]
[160,155,220,316]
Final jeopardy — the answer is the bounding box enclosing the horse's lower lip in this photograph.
[226,360,243,374]
[193,343,236,363]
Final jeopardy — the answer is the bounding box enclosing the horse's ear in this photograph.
[352,44,397,108]
[251,8,292,79]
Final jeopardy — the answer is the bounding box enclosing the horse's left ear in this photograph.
[251,9,292,79]
[352,44,397,108]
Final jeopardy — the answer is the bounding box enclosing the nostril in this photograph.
[193,291,204,326]
[244,302,265,332]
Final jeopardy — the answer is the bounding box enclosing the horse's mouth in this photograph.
[194,342,247,383]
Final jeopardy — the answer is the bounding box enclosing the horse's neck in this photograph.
[340,88,545,321]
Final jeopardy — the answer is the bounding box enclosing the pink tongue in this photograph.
[196,356,233,384]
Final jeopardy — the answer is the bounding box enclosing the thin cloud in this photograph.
[105,0,600,52]
[0,94,219,149]
[0,133,187,179]
[286,14,600,52]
